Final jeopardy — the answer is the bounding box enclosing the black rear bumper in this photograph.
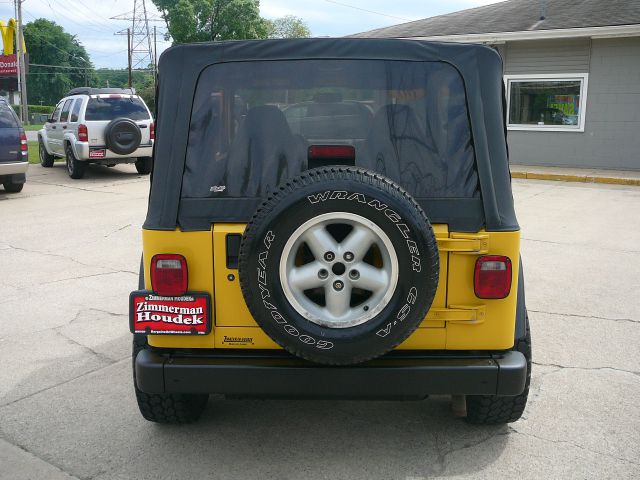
[135,349,527,398]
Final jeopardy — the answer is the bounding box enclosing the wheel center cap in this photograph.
[332,262,346,275]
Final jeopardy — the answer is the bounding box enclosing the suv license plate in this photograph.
[129,291,211,335]
[89,149,106,159]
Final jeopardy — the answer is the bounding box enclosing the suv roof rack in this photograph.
[66,87,137,96]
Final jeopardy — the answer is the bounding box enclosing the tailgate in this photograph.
[0,127,21,163]
[213,224,450,349]
[143,226,520,351]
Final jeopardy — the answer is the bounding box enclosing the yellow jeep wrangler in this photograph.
[130,38,530,425]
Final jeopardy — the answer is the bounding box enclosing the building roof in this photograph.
[351,0,640,38]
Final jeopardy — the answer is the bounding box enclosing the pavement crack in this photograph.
[521,237,640,255]
[6,244,100,269]
[41,271,124,285]
[74,307,125,320]
[104,223,132,238]
[54,330,115,365]
[4,245,137,281]
[532,362,640,377]
[0,437,82,480]
[438,428,511,471]
[528,309,639,324]
[27,178,123,194]
[510,428,640,466]
[0,358,128,409]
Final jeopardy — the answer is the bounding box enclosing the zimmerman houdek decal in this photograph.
[135,301,204,325]
[130,293,210,335]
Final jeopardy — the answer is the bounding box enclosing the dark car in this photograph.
[0,101,27,193]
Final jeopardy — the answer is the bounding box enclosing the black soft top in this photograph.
[145,38,517,232]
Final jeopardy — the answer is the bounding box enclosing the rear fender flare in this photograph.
[514,256,527,341]
[138,254,145,290]
[63,135,82,159]
[38,132,54,155]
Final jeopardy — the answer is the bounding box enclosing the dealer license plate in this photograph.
[129,291,211,335]
[89,149,106,159]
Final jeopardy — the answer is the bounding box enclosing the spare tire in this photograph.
[104,118,141,155]
[238,167,439,365]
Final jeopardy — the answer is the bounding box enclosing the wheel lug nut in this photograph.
[333,280,344,291]
[349,270,360,280]
[318,269,329,279]
[344,252,354,262]
[324,252,335,262]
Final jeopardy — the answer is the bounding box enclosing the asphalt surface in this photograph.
[1,163,639,480]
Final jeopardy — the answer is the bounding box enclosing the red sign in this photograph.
[130,292,211,335]
[0,55,17,75]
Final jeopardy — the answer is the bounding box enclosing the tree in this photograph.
[23,19,97,105]
[152,0,267,43]
[152,0,311,43]
[265,15,310,39]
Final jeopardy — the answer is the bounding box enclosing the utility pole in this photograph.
[15,0,28,123]
[127,28,132,88]
[153,25,157,89]
[13,0,21,107]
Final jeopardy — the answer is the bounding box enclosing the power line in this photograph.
[26,69,154,75]
[29,63,153,73]
[29,62,154,71]
[41,0,117,35]
[323,0,412,22]
[21,10,93,66]
[65,0,122,30]
[29,62,93,69]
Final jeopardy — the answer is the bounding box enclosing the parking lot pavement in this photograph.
[1,164,639,480]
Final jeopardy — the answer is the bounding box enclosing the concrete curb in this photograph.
[511,171,640,186]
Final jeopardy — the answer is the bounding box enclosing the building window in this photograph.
[505,74,588,132]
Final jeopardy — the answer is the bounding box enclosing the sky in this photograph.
[0,0,504,69]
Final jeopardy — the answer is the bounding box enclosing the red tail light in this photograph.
[151,254,188,297]
[19,129,27,152]
[308,145,355,160]
[474,255,512,299]
[78,124,88,142]
[150,122,155,140]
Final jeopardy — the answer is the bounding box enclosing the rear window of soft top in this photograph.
[85,97,149,121]
[183,59,479,200]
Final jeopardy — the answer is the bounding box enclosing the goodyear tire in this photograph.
[238,167,439,365]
